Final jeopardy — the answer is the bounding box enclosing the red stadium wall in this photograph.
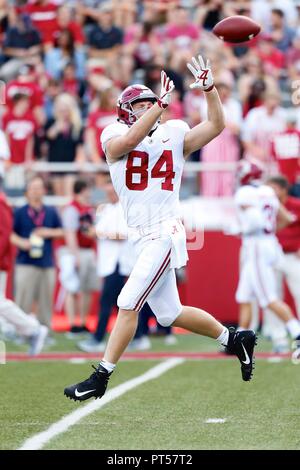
[186,231,241,324]
[185,231,296,325]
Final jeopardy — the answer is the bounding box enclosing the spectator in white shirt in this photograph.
[242,91,286,172]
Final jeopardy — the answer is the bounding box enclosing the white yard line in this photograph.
[205,418,227,424]
[18,358,185,450]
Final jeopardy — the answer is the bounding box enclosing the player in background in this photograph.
[65,56,257,402]
[233,160,300,361]
[262,175,300,354]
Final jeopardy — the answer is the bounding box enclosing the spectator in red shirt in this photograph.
[21,0,59,48]
[85,86,118,162]
[56,5,85,46]
[271,113,300,194]
[267,175,300,319]
[3,93,37,166]
[45,92,85,196]
[5,64,45,127]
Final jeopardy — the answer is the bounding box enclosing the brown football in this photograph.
[212,15,261,43]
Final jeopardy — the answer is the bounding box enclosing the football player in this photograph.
[64,56,257,402]
[234,159,300,361]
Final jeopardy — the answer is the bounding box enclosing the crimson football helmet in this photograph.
[117,84,158,126]
[236,159,264,186]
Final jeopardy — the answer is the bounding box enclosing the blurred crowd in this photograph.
[0,0,299,197]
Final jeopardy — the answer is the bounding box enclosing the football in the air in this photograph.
[212,15,261,43]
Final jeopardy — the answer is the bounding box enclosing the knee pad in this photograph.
[156,316,175,328]
[117,288,136,311]
[149,301,183,328]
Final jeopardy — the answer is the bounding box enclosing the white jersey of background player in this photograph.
[235,178,281,271]
[234,159,300,363]
[65,57,260,402]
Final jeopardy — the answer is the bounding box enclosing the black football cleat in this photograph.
[226,327,257,381]
[64,364,112,401]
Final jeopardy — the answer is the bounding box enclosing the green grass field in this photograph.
[1,333,300,450]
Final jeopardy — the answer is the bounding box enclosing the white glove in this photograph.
[157,70,175,108]
[187,55,214,92]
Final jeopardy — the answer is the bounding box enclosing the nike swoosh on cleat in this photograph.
[241,343,250,365]
[74,388,96,397]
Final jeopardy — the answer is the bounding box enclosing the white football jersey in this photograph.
[101,119,190,228]
[234,184,279,238]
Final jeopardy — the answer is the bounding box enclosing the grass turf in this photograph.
[44,359,300,450]
[1,354,300,450]
[4,330,275,354]
[0,360,157,450]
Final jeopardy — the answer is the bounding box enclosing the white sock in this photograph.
[236,326,246,332]
[286,319,300,339]
[216,327,229,346]
[100,359,116,373]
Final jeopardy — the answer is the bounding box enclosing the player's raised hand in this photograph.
[187,55,214,92]
[157,70,175,108]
